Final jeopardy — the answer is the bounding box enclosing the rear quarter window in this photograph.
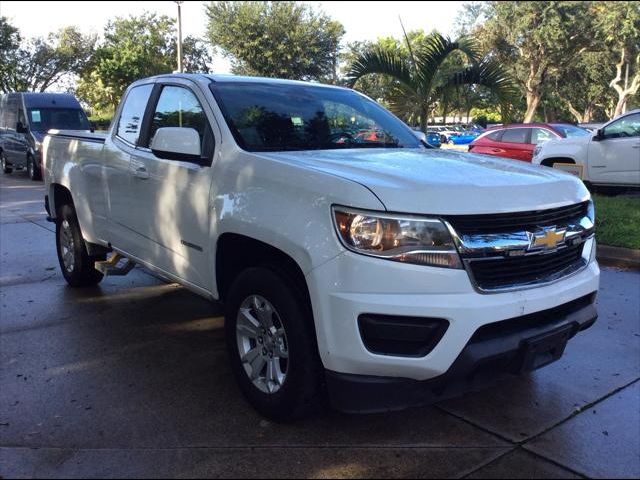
[117,84,154,145]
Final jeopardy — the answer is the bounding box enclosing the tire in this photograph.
[225,266,323,421]
[27,155,41,181]
[1,151,12,174]
[56,204,104,287]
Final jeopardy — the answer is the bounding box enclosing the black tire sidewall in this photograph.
[56,204,103,287]
[1,151,11,174]
[225,267,322,421]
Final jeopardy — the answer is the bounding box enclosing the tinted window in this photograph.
[211,82,421,152]
[501,128,529,144]
[531,128,555,145]
[603,113,640,139]
[27,108,90,132]
[149,86,209,147]
[117,84,153,145]
[486,130,502,141]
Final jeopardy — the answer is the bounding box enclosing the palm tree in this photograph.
[346,32,516,131]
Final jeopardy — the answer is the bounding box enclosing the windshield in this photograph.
[210,82,421,152]
[27,108,90,132]
[551,124,590,138]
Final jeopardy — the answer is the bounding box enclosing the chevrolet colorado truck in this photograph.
[532,109,640,188]
[43,74,600,420]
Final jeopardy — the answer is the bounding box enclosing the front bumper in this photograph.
[325,292,597,413]
[306,247,600,382]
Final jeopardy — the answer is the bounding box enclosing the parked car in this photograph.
[43,74,599,420]
[432,126,461,143]
[447,130,479,145]
[0,93,91,180]
[413,127,441,148]
[533,110,640,188]
[469,123,590,162]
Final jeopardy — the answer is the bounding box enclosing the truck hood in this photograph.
[259,148,589,215]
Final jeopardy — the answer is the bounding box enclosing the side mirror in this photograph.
[150,127,202,163]
[16,122,28,134]
[593,128,604,141]
[90,122,96,133]
[412,130,427,143]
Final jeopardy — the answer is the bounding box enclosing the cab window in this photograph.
[603,113,640,139]
[117,84,154,145]
[148,85,214,162]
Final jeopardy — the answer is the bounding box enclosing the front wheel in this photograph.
[225,267,323,421]
[1,152,12,174]
[56,204,104,287]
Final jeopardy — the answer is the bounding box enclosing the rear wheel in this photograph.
[1,152,12,174]
[56,204,104,287]
[225,266,323,421]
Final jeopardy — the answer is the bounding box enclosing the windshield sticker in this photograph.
[31,110,41,123]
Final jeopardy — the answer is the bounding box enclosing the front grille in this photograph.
[468,243,585,290]
[447,201,589,235]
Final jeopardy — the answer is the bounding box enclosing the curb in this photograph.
[596,245,640,270]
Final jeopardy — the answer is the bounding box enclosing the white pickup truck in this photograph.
[532,109,640,188]
[43,74,599,420]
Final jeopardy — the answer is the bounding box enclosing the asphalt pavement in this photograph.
[1,170,639,479]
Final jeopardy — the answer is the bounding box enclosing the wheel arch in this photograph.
[48,183,74,219]
[215,233,312,313]
[540,157,576,167]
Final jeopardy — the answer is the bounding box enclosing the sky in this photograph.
[0,1,466,73]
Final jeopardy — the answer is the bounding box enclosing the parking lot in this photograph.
[0,171,639,479]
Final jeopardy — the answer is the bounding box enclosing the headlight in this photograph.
[587,198,595,223]
[332,207,462,268]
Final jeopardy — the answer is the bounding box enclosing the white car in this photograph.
[43,74,599,419]
[533,110,640,188]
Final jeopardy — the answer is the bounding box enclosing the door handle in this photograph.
[132,166,149,179]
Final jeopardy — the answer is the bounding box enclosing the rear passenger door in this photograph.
[104,83,155,255]
[127,81,217,290]
[499,128,532,161]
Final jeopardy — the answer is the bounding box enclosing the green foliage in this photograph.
[477,1,596,122]
[470,107,502,127]
[88,113,113,131]
[593,195,640,250]
[77,12,212,113]
[206,1,344,81]
[345,31,516,130]
[0,18,95,93]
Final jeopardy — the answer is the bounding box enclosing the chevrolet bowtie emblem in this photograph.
[530,228,566,250]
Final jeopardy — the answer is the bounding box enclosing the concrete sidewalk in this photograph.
[1,172,639,478]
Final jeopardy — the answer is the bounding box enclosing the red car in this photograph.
[468,123,590,162]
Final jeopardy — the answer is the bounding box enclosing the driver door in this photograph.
[126,81,217,290]
[588,112,640,186]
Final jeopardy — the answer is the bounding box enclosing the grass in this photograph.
[593,194,640,250]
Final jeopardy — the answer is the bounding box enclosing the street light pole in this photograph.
[175,1,184,73]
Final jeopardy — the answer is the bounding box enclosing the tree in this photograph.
[0,17,21,93]
[77,12,212,113]
[547,49,615,123]
[594,1,640,118]
[346,32,516,131]
[0,20,95,93]
[205,1,344,81]
[479,1,594,123]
